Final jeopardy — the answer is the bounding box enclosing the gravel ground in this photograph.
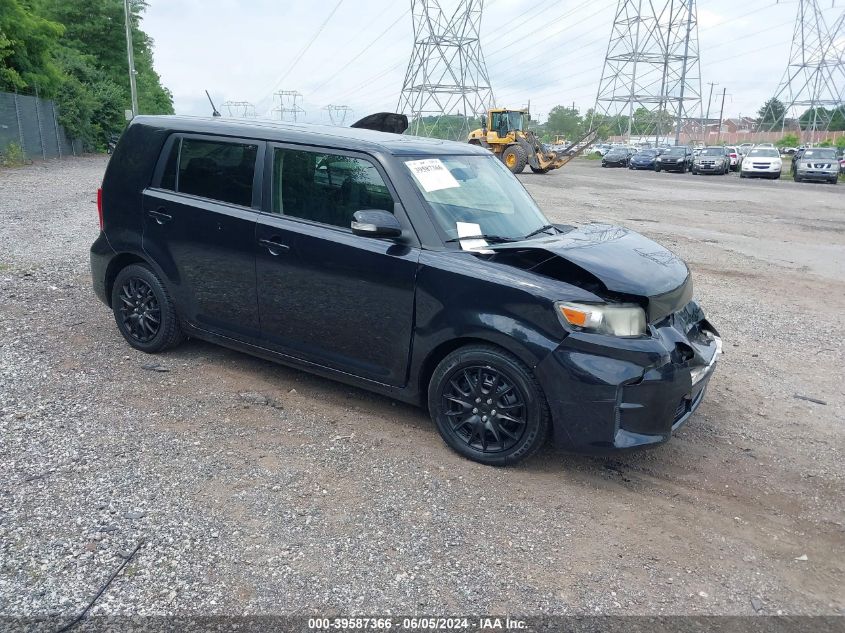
[0,156,842,619]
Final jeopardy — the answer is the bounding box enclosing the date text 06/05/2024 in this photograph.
[307,617,528,630]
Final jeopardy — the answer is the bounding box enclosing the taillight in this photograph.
[97,187,104,230]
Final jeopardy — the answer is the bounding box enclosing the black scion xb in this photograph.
[91,115,721,466]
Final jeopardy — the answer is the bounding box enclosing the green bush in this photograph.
[777,133,800,147]
[1,142,26,166]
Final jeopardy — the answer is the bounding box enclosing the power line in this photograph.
[255,0,345,110]
[306,9,411,98]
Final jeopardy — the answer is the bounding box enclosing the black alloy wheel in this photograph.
[118,277,160,343]
[111,263,184,353]
[429,345,548,466]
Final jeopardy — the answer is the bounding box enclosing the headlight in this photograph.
[556,302,647,337]
[676,158,683,162]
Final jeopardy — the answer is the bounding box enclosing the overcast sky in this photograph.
[140,0,843,124]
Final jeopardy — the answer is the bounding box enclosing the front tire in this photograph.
[502,145,527,174]
[428,345,549,466]
[111,263,184,353]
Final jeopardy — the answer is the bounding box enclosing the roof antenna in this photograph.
[205,90,222,117]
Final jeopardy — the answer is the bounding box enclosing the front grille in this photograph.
[752,162,772,169]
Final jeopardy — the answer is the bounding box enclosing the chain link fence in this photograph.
[0,89,82,161]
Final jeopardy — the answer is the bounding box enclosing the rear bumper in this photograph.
[90,232,116,307]
[534,301,721,452]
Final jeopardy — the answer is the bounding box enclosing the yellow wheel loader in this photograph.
[467,108,597,174]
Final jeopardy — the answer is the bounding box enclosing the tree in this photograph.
[758,98,786,129]
[0,0,64,92]
[546,105,583,141]
[777,133,800,147]
[35,0,173,117]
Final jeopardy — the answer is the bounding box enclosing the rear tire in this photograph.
[502,145,527,174]
[428,345,549,466]
[111,263,184,353]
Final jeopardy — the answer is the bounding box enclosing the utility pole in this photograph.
[272,91,305,122]
[123,0,139,117]
[716,87,727,144]
[702,82,717,144]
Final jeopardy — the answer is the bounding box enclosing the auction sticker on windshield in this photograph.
[406,158,460,192]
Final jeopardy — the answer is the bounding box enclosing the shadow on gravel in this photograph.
[156,337,687,486]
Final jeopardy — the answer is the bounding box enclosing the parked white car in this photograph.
[740,147,782,180]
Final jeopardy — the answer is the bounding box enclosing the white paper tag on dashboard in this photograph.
[406,159,460,192]
[457,221,488,251]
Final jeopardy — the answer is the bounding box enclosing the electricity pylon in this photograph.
[398,0,494,140]
[271,91,306,123]
[324,104,354,126]
[760,1,844,142]
[592,0,702,145]
[221,101,256,118]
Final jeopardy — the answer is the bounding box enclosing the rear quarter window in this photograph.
[158,136,258,207]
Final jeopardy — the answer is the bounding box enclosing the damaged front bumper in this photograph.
[534,300,721,452]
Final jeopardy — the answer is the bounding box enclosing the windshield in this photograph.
[404,155,550,244]
[699,148,725,156]
[665,147,686,155]
[490,111,525,133]
[637,150,657,156]
[803,149,837,160]
[749,148,779,158]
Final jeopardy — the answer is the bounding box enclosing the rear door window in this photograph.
[163,137,258,207]
[271,148,394,228]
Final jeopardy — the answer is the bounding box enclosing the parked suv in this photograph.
[655,146,693,173]
[792,147,839,184]
[692,147,730,175]
[92,116,721,465]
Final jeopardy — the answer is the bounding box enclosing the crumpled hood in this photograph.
[489,223,692,320]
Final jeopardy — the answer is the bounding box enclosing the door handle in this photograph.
[258,238,290,254]
[147,209,172,224]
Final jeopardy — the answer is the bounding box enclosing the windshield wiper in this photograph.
[445,234,517,244]
[522,224,559,240]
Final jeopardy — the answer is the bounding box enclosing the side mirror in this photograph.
[351,209,402,238]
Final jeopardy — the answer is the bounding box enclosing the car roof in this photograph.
[130,115,490,157]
